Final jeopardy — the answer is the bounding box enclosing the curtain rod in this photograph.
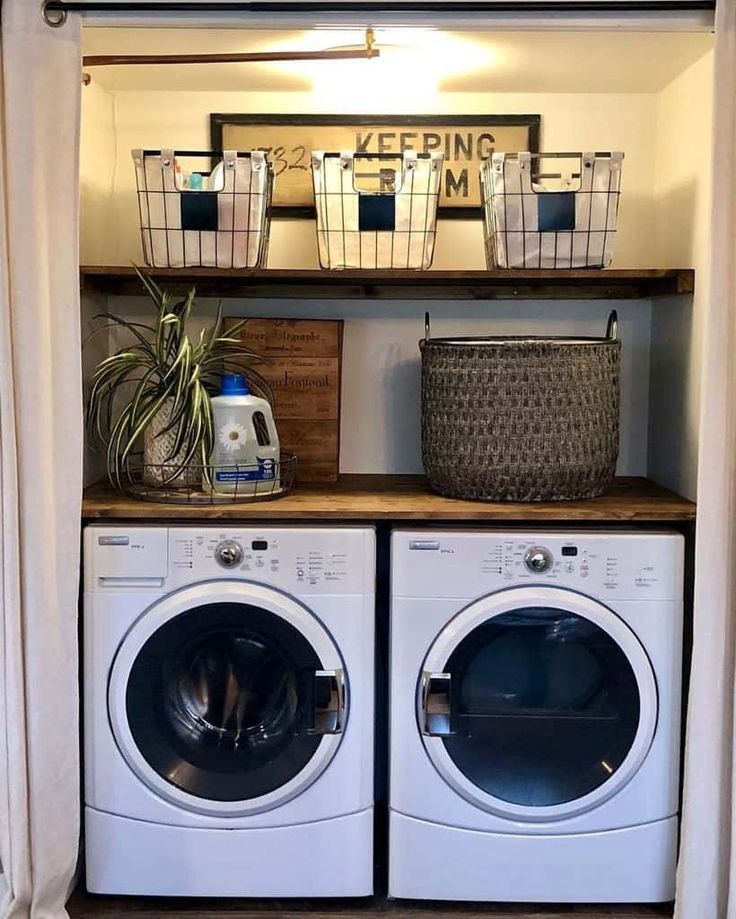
[78,24,376,82]
[43,0,716,23]
[83,29,378,64]
[82,49,378,65]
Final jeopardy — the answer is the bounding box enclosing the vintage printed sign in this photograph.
[225,318,343,483]
[211,114,540,215]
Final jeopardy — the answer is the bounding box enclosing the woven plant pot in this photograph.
[420,314,621,502]
[143,400,201,488]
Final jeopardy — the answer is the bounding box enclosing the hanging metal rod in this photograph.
[79,25,375,79]
[44,0,716,19]
[83,47,379,66]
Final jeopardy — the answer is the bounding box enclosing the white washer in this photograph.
[84,525,375,897]
[389,529,684,903]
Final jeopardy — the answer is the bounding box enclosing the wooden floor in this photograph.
[68,890,673,919]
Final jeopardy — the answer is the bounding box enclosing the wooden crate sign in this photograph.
[267,358,339,420]
[225,318,343,483]
[235,319,342,357]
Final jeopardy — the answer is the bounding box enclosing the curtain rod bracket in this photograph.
[42,1,67,26]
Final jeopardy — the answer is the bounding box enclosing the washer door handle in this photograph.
[421,672,453,736]
[311,669,345,735]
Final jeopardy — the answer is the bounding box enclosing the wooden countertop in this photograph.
[82,476,696,523]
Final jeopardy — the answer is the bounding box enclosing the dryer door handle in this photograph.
[421,672,453,736]
[310,669,346,735]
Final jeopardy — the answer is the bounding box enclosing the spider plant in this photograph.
[86,269,270,490]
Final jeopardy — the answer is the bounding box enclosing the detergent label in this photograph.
[215,458,276,483]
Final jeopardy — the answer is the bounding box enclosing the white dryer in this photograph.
[389,529,684,903]
[84,525,375,897]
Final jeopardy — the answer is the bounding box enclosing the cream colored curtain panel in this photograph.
[674,1,736,917]
[0,3,83,917]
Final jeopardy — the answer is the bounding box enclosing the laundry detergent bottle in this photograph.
[207,374,280,495]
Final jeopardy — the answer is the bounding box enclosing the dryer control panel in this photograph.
[84,526,375,595]
[393,530,684,602]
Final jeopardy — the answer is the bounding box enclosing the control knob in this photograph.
[524,546,553,573]
[215,539,243,569]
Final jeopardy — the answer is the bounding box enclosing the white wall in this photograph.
[110,292,650,475]
[80,80,116,266]
[83,88,660,269]
[648,49,714,500]
[80,82,116,484]
[80,50,715,482]
[82,290,110,486]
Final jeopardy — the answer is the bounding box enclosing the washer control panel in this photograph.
[397,530,684,601]
[165,527,373,594]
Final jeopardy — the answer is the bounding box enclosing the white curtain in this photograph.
[0,3,83,917]
[675,2,736,918]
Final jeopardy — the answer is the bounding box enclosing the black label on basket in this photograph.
[180,192,219,232]
[537,192,576,233]
[359,194,396,232]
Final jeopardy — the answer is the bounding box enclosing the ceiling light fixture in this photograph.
[286,29,492,110]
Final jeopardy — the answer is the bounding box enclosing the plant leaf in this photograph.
[134,266,164,307]
[85,271,268,490]
[91,313,158,359]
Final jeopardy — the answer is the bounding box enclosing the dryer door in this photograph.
[418,586,657,822]
[109,581,346,817]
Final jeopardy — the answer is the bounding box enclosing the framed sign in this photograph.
[210,113,540,218]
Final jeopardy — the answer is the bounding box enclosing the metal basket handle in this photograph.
[606,310,618,341]
[524,151,595,195]
[343,150,419,196]
[427,311,617,342]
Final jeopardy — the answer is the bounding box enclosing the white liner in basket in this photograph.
[311,150,444,270]
[480,151,624,269]
[132,148,273,269]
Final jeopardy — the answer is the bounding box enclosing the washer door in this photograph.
[418,586,657,822]
[109,581,346,817]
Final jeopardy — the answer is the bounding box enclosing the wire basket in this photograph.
[480,151,624,269]
[131,148,273,269]
[311,150,443,269]
[119,454,297,505]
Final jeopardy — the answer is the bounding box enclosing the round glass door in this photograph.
[418,587,657,821]
[109,582,346,817]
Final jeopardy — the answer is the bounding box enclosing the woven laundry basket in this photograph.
[420,312,621,502]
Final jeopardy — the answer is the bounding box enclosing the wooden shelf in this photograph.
[82,476,695,523]
[80,266,695,301]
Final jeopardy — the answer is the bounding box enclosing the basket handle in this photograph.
[425,312,431,342]
[524,151,594,195]
[606,310,618,341]
[343,150,419,196]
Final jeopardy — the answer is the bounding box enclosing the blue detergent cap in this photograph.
[220,374,250,395]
